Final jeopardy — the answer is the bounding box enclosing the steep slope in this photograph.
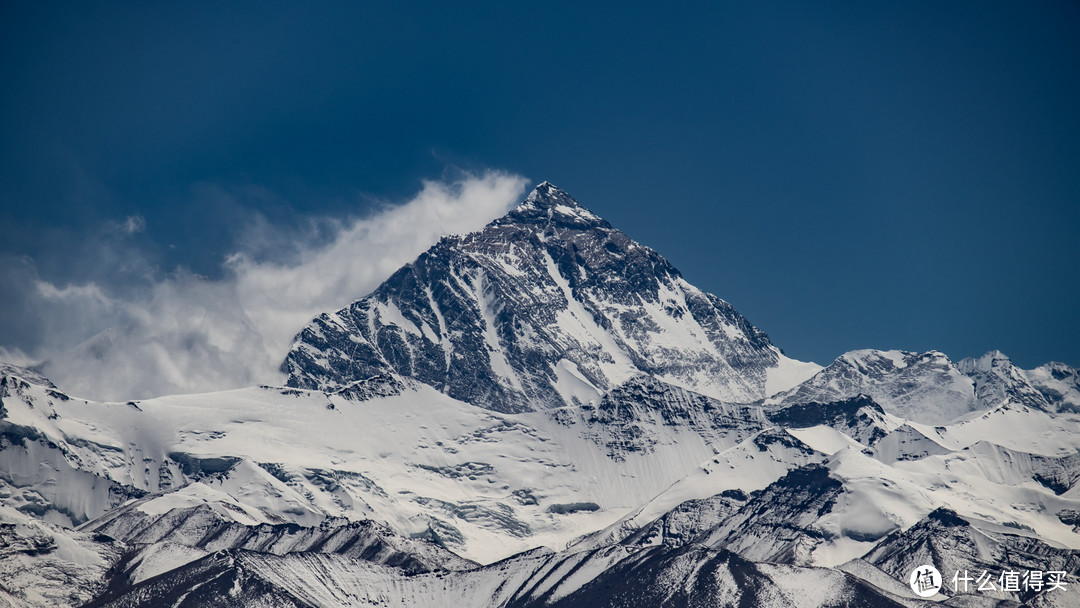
[81,499,476,575]
[545,543,924,608]
[282,182,817,412]
[6,345,1080,606]
[766,350,980,424]
[870,424,952,465]
[819,439,1080,566]
[86,544,933,608]
[696,464,849,565]
[610,491,748,550]
[563,375,768,461]
[9,351,1080,601]
[863,508,1080,604]
[0,368,166,528]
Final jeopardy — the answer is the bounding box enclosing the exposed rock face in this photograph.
[82,501,476,575]
[767,394,894,446]
[86,543,922,608]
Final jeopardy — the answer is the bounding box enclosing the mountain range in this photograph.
[2,183,1078,607]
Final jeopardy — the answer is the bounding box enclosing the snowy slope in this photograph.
[0,363,803,565]
[80,499,476,575]
[0,504,121,608]
[767,394,902,446]
[572,427,826,551]
[85,543,938,608]
[871,424,952,464]
[956,350,1055,413]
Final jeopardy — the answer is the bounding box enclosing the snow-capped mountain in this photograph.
[81,542,933,608]
[863,507,1080,605]
[281,182,819,412]
[1027,361,1080,413]
[767,348,1078,424]
[2,182,1080,607]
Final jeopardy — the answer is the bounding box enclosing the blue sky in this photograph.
[1,1,1078,397]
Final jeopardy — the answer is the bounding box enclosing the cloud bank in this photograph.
[7,172,528,401]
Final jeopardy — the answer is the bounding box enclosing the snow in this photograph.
[133,480,287,527]
[755,564,859,607]
[878,349,910,369]
[576,428,825,550]
[926,405,1080,456]
[423,285,452,371]
[4,376,783,564]
[461,268,525,394]
[126,543,210,585]
[825,441,1080,557]
[765,349,987,424]
[525,546,634,602]
[811,489,899,565]
[551,359,602,406]
[787,425,862,456]
[765,354,823,397]
[1026,362,1080,412]
[836,559,917,599]
[872,425,952,465]
[0,503,119,607]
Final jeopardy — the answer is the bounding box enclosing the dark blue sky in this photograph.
[2,1,1078,370]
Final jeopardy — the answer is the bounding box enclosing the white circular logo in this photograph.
[909,564,942,597]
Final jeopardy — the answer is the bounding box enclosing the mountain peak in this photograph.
[957,350,1013,374]
[493,181,610,230]
[283,183,784,411]
[525,181,576,207]
[0,361,56,388]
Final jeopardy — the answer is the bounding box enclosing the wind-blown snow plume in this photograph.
[11,172,528,401]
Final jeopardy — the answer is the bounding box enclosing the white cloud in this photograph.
[20,171,528,401]
[0,346,34,369]
[121,215,146,235]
